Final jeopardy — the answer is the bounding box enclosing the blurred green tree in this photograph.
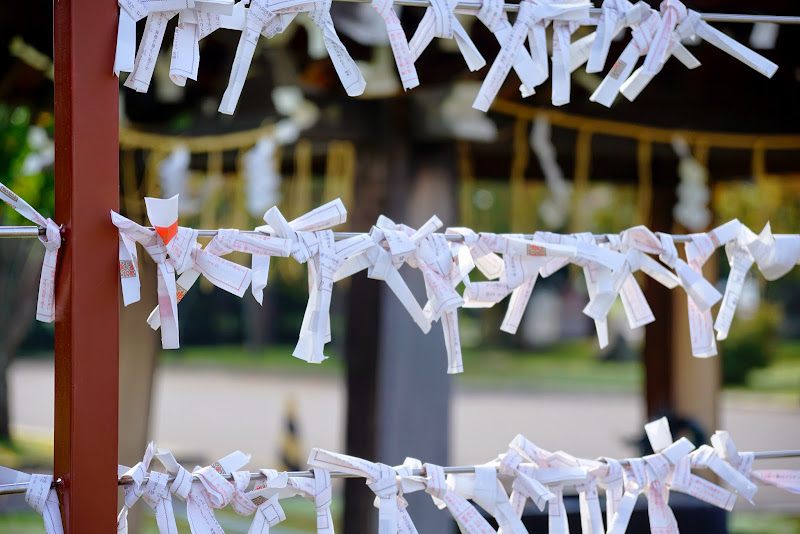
[0,104,54,445]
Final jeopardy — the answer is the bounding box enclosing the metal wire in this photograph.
[0,225,695,243]
[1,450,797,495]
[332,0,800,24]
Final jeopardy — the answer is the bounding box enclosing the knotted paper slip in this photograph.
[0,181,60,322]
[220,0,365,114]
[408,0,485,73]
[473,0,591,112]
[376,215,467,373]
[0,467,62,534]
[308,448,402,534]
[146,227,292,330]
[112,195,251,349]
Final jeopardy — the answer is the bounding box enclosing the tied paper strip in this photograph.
[578,0,650,73]
[714,224,758,341]
[0,467,63,534]
[113,195,201,349]
[115,0,193,77]
[745,222,800,282]
[583,227,680,349]
[170,1,245,86]
[124,6,189,93]
[146,227,291,330]
[308,448,400,534]
[186,451,252,534]
[474,0,541,96]
[593,457,624,529]
[0,181,60,323]
[117,442,157,534]
[448,463,528,534]
[509,435,592,534]
[247,470,290,533]
[292,230,373,363]
[590,7,700,108]
[408,0,486,72]
[333,225,431,333]
[422,463,496,534]
[709,431,799,498]
[282,469,335,533]
[498,448,554,515]
[680,220,741,357]
[675,9,778,79]
[219,0,300,114]
[473,0,590,112]
[371,0,420,90]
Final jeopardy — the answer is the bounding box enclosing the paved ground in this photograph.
[9,360,800,511]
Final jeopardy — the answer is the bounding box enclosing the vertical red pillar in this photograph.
[53,0,120,531]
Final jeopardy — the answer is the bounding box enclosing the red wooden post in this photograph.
[53,0,120,531]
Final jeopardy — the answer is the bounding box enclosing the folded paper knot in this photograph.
[674,9,778,79]
[641,0,687,75]
[0,181,62,323]
[422,463,496,534]
[307,448,400,534]
[473,0,589,111]
[449,463,528,534]
[745,222,800,281]
[306,0,367,96]
[583,0,643,73]
[594,457,624,526]
[408,0,485,71]
[288,468,336,533]
[185,451,251,533]
[250,494,287,533]
[499,449,554,513]
[371,0,420,90]
[118,442,157,534]
[23,474,63,534]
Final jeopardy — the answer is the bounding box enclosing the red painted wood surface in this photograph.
[53,0,120,531]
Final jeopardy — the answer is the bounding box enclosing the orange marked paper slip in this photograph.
[0,181,60,323]
[146,228,291,330]
[0,467,62,534]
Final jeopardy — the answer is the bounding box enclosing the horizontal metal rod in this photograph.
[334,0,800,24]
[0,225,696,243]
[1,450,797,495]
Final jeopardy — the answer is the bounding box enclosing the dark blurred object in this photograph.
[722,302,782,385]
[518,494,727,534]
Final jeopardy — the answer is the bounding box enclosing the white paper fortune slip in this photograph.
[146,228,291,330]
[308,448,401,534]
[0,181,61,323]
[170,1,244,86]
[333,223,431,333]
[219,0,300,114]
[473,0,541,96]
[473,0,590,112]
[573,0,650,74]
[422,463,496,534]
[123,7,186,93]
[408,0,485,72]
[117,442,157,534]
[448,463,528,534]
[112,195,204,349]
[0,467,63,534]
[184,451,252,533]
[257,199,358,363]
[745,222,800,282]
[371,0,420,90]
[590,6,700,107]
[378,215,468,373]
[115,0,193,77]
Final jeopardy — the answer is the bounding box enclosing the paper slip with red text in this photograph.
[0,467,62,534]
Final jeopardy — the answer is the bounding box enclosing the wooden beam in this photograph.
[53,0,120,531]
